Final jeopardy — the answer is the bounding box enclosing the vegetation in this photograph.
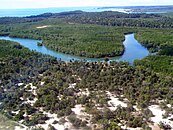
[135,28,173,53]
[64,11,173,28]
[135,55,173,76]
[37,42,43,46]
[0,11,173,58]
[1,11,173,28]
[1,10,173,130]
[0,113,21,130]
[0,39,173,129]
[0,20,127,58]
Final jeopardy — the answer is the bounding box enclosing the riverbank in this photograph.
[0,33,149,64]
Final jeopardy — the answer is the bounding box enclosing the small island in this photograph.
[37,42,43,46]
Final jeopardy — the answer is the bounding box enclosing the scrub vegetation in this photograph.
[0,10,173,130]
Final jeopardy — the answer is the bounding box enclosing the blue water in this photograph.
[120,34,149,63]
[1,6,172,17]
[0,34,149,64]
[0,7,110,17]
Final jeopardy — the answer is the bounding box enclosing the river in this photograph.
[0,33,149,64]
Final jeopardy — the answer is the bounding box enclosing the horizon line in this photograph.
[0,5,173,10]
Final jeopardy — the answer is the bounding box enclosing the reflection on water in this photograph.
[0,33,149,64]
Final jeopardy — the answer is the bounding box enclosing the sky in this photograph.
[0,0,172,9]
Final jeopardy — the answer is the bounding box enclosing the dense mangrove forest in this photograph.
[0,10,173,130]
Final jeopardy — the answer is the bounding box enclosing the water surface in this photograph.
[0,7,107,17]
[0,34,149,64]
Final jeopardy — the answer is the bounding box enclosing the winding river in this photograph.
[0,33,149,64]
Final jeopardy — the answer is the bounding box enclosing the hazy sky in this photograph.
[0,0,172,9]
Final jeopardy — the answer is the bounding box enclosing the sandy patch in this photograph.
[148,123,162,130]
[41,81,45,85]
[71,104,92,125]
[14,126,27,130]
[23,97,38,106]
[68,83,76,89]
[107,91,127,111]
[149,105,173,128]
[121,126,142,130]
[11,110,20,115]
[77,88,90,96]
[71,104,85,116]
[14,121,28,130]
[36,25,50,29]
[110,9,131,13]
[37,112,72,130]
[18,83,24,86]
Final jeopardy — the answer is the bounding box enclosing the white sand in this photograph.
[18,83,24,86]
[20,83,38,107]
[68,83,76,88]
[110,9,131,13]
[23,97,38,106]
[20,97,24,100]
[107,91,127,111]
[68,22,75,25]
[37,123,65,130]
[23,112,29,118]
[24,83,37,95]
[148,123,161,130]
[24,83,36,89]
[71,104,92,126]
[29,83,37,90]
[57,95,62,100]
[121,126,142,130]
[133,105,140,111]
[167,104,171,108]
[71,104,85,116]
[39,74,43,76]
[149,105,173,128]
[11,110,20,115]
[37,112,72,130]
[32,90,37,96]
[14,121,28,130]
[14,126,27,130]
[41,81,45,85]
[36,25,50,29]
[81,88,90,96]
[77,88,90,96]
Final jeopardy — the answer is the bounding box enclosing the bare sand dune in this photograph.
[36,25,51,29]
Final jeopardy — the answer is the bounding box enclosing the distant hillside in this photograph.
[98,5,173,13]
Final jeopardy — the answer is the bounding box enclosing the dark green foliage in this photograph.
[2,11,173,29]
[37,42,43,46]
[135,55,173,76]
[159,122,172,130]
[159,45,173,56]
[1,11,173,129]
[1,11,173,58]
[2,22,125,58]
[64,11,173,28]
[135,29,173,53]
[0,38,172,129]
[68,115,87,128]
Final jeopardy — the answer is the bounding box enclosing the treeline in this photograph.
[135,55,173,76]
[0,11,173,59]
[64,11,173,28]
[1,21,127,58]
[0,17,45,24]
[1,11,173,29]
[135,28,173,53]
[0,11,83,24]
